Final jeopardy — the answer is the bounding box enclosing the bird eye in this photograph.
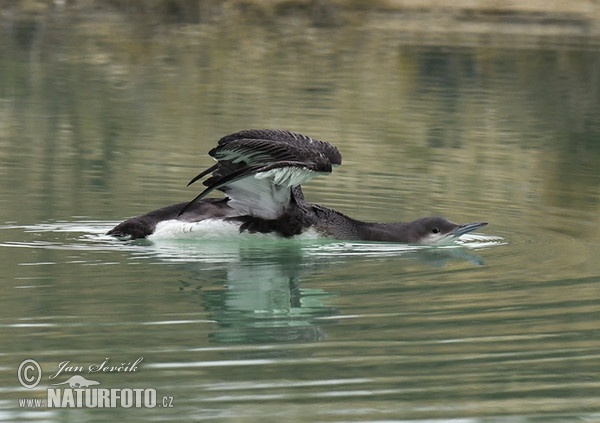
[432,227,440,234]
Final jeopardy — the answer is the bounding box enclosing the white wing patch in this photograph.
[226,167,321,219]
[255,167,318,186]
[226,179,288,219]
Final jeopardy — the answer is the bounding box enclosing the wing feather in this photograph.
[178,129,342,218]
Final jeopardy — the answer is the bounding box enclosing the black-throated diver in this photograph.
[108,129,487,243]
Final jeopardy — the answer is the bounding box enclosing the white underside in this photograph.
[149,218,320,241]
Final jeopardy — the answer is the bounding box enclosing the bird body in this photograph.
[108,129,486,243]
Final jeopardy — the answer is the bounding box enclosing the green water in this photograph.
[1,4,600,422]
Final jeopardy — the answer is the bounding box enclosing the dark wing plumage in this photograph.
[213,129,341,164]
[178,129,342,219]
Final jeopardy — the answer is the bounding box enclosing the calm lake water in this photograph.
[1,4,600,422]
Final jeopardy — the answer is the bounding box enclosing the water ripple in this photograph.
[0,221,504,267]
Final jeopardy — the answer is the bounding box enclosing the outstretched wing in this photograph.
[179,129,342,219]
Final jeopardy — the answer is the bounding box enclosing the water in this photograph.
[1,4,600,422]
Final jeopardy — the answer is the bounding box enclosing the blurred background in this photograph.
[1,1,600,422]
[1,0,599,229]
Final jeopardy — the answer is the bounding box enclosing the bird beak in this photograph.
[452,222,488,238]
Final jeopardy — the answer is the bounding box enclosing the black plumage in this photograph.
[108,129,486,243]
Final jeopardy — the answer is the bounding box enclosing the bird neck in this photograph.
[310,204,410,242]
[355,221,411,242]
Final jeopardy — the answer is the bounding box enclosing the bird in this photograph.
[107,129,487,243]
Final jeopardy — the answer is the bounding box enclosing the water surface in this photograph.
[1,4,600,422]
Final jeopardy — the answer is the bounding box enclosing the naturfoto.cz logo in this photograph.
[17,358,174,409]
